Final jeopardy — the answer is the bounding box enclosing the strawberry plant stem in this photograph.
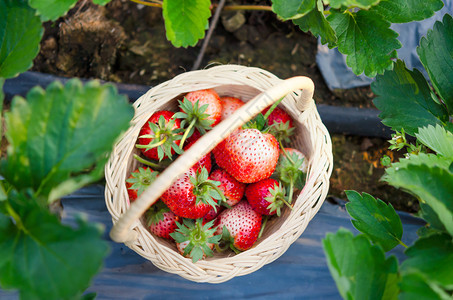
[128,0,273,12]
[5,201,29,235]
[179,118,197,149]
[263,96,285,121]
[201,181,228,207]
[192,0,226,70]
[399,240,408,248]
[133,154,166,170]
[279,140,296,165]
[258,215,268,239]
[135,136,167,149]
[288,177,294,204]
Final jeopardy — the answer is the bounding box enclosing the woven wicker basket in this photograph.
[105,65,333,283]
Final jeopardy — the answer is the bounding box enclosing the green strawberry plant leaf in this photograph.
[293,0,337,47]
[28,0,78,21]
[401,233,453,289]
[416,125,453,158]
[0,192,109,299]
[418,203,447,237]
[345,191,404,252]
[271,0,316,20]
[323,228,399,300]
[384,164,453,237]
[0,78,4,134]
[399,271,452,300]
[385,153,452,178]
[0,0,43,79]
[372,0,443,23]
[1,79,134,203]
[327,10,401,77]
[372,60,449,136]
[323,0,380,9]
[417,14,453,114]
[162,0,211,48]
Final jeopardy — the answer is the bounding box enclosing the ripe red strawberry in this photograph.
[220,96,244,120]
[209,168,245,207]
[203,205,225,223]
[171,219,221,263]
[245,178,290,216]
[213,128,279,183]
[184,89,222,127]
[183,132,212,174]
[215,201,262,252]
[161,168,225,219]
[262,106,294,128]
[145,201,180,240]
[125,167,159,204]
[136,111,182,161]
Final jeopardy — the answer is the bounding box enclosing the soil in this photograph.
[30,0,417,212]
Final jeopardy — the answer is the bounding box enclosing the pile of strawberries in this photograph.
[126,89,307,262]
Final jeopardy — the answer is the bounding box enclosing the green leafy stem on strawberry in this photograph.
[170,218,221,263]
[175,98,214,149]
[136,113,183,161]
[191,168,229,211]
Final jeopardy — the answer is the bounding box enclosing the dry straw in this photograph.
[104,65,333,283]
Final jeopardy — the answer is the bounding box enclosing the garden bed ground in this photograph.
[31,0,416,212]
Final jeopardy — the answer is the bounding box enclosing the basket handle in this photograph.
[110,76,315,243]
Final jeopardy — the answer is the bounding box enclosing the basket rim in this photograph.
[104,64,333,283]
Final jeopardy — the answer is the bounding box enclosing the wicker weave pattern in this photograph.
[104,65,333,283]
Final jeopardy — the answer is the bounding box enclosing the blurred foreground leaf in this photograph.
[0,0,43,79]
[323,228,399,300]
[1,79,134,202]
[0,192,109,300]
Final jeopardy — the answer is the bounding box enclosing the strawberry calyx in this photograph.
[190,168,228,211]
[136,115,183,161]
[265,183,292,217]
[145,200,170,226]
[216,225,241,254]
[242,96,286,133]
[270,121,295,144]
[175,98,215,149]
[170,218,221,263]
[275,151,306,196]
[126,167,159,199]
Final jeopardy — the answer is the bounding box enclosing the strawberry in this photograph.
[215,201,262,252]
[170,218,221,263]
[220,96,244,120]
[184,89,222,127]
[209,168,245,207]
[125,167,159,203]
[213,128,279,183]
[262,106,294,128]
[203,205,225,223]
[262,106,295,144]
[145,201,180,239]
[183,132,212,174]
[245,178,290,216]
[136,111,182,161]
[161,167,226,219]
[176,90,222,148]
